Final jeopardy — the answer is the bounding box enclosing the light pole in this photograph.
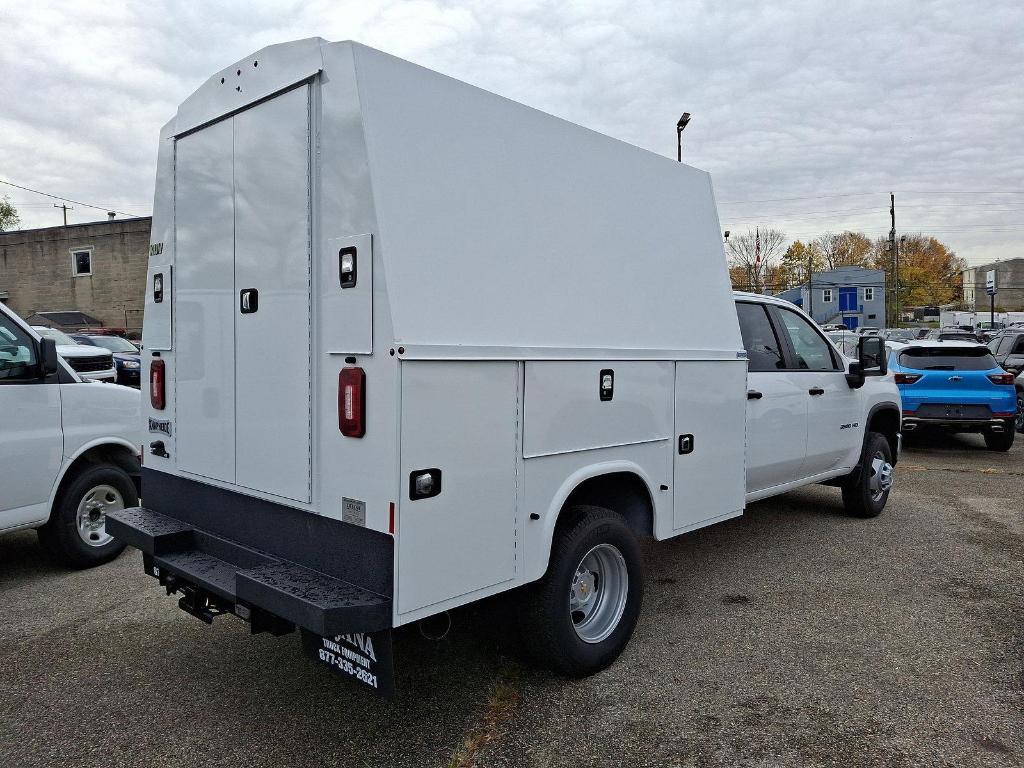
[676,113,691,162]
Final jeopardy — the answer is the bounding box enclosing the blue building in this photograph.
[776,266,886,330]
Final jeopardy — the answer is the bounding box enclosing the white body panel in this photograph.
[672,360,747,532]
[140,39,900,630]
[0,304,141,534]
[397,362,519,617]
[524,362,673,458]
[745,371,810,493]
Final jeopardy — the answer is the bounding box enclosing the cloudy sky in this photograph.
[2,0,1022,266]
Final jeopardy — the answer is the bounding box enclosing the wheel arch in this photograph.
[866,403,901,464]
[533,461,657,581]
[48,438,141,515]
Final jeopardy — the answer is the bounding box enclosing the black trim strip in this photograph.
[142,468,393,597]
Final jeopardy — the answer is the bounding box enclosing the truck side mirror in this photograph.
[40,337,59,377]
[859,336,887,376]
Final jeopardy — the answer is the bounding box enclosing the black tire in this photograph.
[516,505,643,677]
[984,421,1015,452]
[38,463,136,569]
[841,431,894,518]
[1015,389,1024,434]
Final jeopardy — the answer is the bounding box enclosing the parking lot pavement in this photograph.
[1,434,1020,768]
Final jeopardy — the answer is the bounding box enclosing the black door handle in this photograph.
[240,288,258,314]
[747,390,763,400]
[808,387,825,396]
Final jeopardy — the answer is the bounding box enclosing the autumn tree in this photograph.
[778,240,823,288]
[872,234,965,317]
[811,231,873,270]
[0,196,19,231]
[725,228,787,293]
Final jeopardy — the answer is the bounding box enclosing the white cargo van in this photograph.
[0,303,141,567]
[109,39,901,694]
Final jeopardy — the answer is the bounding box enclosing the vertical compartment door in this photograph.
[174,119,236,484]
[672,360,747,531]
[232,85,313,503]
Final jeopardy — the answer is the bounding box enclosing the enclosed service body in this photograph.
[111,38,756,689]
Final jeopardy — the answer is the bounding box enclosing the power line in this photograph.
[720,190,1024,204]
[0,179,138,217]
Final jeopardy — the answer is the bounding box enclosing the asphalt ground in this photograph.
[1,432,1021,767]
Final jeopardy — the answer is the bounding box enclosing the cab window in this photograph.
[0,315,37,382]
[775,307,840,371]
[736,302,786,372]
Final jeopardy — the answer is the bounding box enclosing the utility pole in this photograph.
[808,255,814,320]
[889,192,899,328]
[54,202,73,226]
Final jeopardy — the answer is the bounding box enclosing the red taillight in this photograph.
[987,373,1015,385]
[894,373,922,384]
[339,367,365,437]
[150,359,165,410]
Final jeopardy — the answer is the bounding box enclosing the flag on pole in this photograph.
[755,227,761,266]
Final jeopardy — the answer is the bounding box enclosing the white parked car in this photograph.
[107,38,903,695]
[1,305,142,567]
[32,326,116,382]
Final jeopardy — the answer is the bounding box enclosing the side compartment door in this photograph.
[397,361,518,617]
[672,359,747,531]
[736,301,809,493]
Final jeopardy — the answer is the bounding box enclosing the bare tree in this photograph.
[726,228,787,293]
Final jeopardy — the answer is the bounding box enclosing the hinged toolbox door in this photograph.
[672,360,747,532]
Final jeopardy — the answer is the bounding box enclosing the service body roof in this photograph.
[161,39,741,358]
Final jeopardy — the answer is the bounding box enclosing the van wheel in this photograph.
[517,505,643,677]
[984,422,1015,452]
[841,432,893,518]
[38,464,136,569]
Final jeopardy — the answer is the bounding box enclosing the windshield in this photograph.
[34,327,77,346]
[886,330,914,341]
[898,347,997,371]
[82,335,137,353]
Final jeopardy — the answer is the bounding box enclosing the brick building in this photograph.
[962,258,1024,311]
[0,216,151,332]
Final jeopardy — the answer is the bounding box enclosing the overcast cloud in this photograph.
[2,0,1022,265]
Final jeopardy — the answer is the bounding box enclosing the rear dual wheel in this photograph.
[517,506,643,677]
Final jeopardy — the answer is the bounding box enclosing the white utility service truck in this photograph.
[108,39,901,695]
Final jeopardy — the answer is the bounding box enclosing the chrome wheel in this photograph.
[75,484,123,547]
[569,543,629,644]
[868,452,893,502]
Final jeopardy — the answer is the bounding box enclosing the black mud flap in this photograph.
[301,629,395,698]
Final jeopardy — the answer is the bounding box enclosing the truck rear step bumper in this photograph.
[106,469,394,637]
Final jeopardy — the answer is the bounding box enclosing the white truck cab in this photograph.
[1,304,142,567]
[108,39,901,695]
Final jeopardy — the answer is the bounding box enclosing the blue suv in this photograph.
[891,341,1016,451]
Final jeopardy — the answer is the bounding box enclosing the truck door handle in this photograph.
[747,390,763,400]
[240,288,258,314]
[808,387,825,396]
